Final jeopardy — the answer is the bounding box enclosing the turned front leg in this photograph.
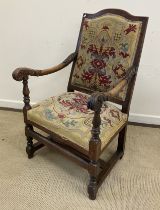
[88,108,101,200]
[88,139,101,200]
[23,76,34,158]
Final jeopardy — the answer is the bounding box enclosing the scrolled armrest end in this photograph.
[12,68,41,81]
[12,68,25,81]
[87,92,108,111]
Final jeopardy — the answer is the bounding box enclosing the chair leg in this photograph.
[88,175,98,200]
[117,125,127,159]
[26,136,34,159]
[25,125,34,159]
[88,160,99,200]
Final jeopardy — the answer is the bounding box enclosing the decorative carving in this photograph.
[12,52,77,81]
[125,66,137,83]
[87,92,104,200]
[22,76,31,121]
[63,52,77,64]
[26,136,34,159]
[88,175,97,200]
[11,8,148,200]
[25,124,34,159]
[87,92,107,111]
[22,77,34,158]
[86,65,137,199]
[12,68,41,81]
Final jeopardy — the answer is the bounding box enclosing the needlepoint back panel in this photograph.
[71,13,142,101]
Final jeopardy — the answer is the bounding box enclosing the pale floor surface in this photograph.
[0,110,160,210]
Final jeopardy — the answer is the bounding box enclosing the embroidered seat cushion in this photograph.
[71,14,142,101]
[27,92,127,151]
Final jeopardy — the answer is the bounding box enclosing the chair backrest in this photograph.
[68,9,148,112]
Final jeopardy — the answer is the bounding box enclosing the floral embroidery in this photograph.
[77,56,84,69]
[99,75,112,87]
[81,44,114,87]
[82,71,94,82]
[91,59,106,69]
[44,109,55,120]
[124,24,137,35]
[63,120,77,128]
[87,45,116,59]
[102,118,113,127]
[110,109,120,121]
[114,33,122,41]
[46,93,125,129]
[71,15,142,101]
[119,43,129,58]
[81,37,88,49]
[58,92,88,114]
[58,113,65,119]
[27,92,128,150]
[112,64,126,79]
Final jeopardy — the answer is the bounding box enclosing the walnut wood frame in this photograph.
[12,9,148,200]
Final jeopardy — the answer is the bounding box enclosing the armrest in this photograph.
[12,52,77,81]
[87,66,136,110]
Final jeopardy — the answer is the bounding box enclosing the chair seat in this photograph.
[27,92,127,151]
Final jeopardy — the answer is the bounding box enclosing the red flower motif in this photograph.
[124,24,137,35]
[87,44,98,55]
[110,109,120,121]
[119,51,129,58]
[99,75,112,87]
[82,71,94,82]
[103,118,113,127]
[91,59,106,69]
[60,100,72,108]
[102,47,116,58]
[58,113,65,119]
[87,45,116,59]
[108,47,116,57]
[59,94,88,114]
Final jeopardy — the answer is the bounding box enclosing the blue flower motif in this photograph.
[44,109,55,120]
[63,120,77,128]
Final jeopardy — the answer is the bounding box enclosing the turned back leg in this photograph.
[117,125,127,158]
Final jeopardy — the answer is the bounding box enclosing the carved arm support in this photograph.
[12,52,77,81]
[12,52,77,123]
[87,66,136,159]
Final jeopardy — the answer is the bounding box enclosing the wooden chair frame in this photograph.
[12,9,148,200]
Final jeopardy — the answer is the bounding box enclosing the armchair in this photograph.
[12,9,148,200]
